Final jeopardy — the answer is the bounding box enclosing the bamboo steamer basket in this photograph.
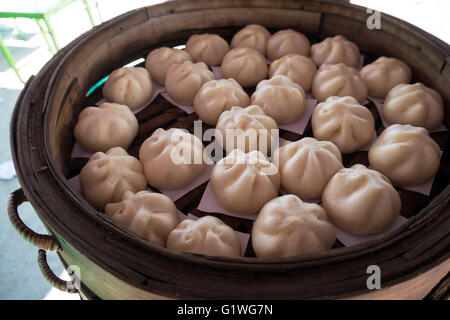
[8,0,450,300]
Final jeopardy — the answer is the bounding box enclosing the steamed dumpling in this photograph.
[312,96,375,153]
[251,75,306,124]
[165,61,215,105]
[105,191,179,247]
[360,56,411,98]
[167,216,241,257]
[322,164,401,235]
[274,138,343,199]
[79,147,147,211]
[382,83,444,131]
[267,29,310,61]
[102,67,153,110]
[215,105,278,153]
[74,103,138,153]
[310,35,360,67]
[312,63,368,102]
[269,54,317,92]
[210,149,280,214]
[368,124,440,186]
[186,33,229,65]
[221,47,268,87]
[139,128,206,190]
[231,24,271,56]
[252,195,336,258]
[193,79,250,125]
[145,47,192,85]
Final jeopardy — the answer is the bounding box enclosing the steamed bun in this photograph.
[186,33,229,65]
[167,216,241,258]
[269,54,317,92]
[382,83,444,131]
[231,24,271,55]
[74,102,138,153]
[211,149,280,214]
[165,61,215,105]
[145,47,192,85]
[221,47,268,87]
[368,124,440,186]
[251,75,306,124]
[310,35,360,67]
[312,63,368,102]
[322,164,401,235]
[312,96,375,153]
[360,56,411,98]
[252,195,336,258]
[267,29,310,61]
[102,67,153,110]
[215,105,278,153]
[105,191,179,247]
[274,138,343,199]
[79,147,147,211]
[193,79,250,125]
[139,128,206,190]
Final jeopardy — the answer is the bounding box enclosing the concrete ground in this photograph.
[0,0,448,300]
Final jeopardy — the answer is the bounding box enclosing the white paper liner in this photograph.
[369,96,448,133]
[156,163,214,201]
[197,181,259,220]
[278,98,317,134]
[333,215,408,247]
[160,90,195,114]
[182,213,251,257]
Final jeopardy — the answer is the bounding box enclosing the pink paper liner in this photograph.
[333,215,408,247]
[157,163,214,201]
[72,81,165,160]
[211,65,222,79]
[278,98,317,134]
[96,80,164,114]
[130,82,164,114]
[279,130,376,152]
[181,213,251,257]
[197,181,259,220]
[160,91,195,114]
[359,130,378,151]
[71,142,93,159]
[278,188,321,203]
[67,175,81,194]
[399,151,443,196]
[369,96,448,133]
[357,54,365,70]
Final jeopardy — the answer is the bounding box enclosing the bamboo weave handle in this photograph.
[7,189,60,251]
[38,250,78,294]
